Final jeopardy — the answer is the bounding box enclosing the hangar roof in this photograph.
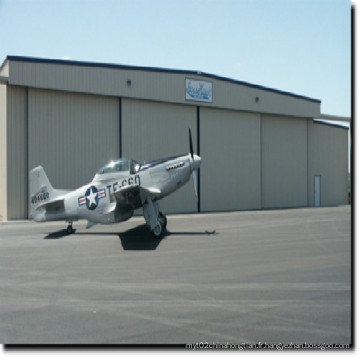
[313,119,349,130]
[0,55,321,118]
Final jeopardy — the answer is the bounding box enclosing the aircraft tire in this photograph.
[159,213,167,229]
[152,223,163,239]
[152,215,167,239]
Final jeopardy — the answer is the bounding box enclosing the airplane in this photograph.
[29,129,201,239]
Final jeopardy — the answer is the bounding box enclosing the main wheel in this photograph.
[67,225,73,235]
[152,213,168,239]
[159,213,167,229]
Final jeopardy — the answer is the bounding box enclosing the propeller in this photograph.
[189,128,194,159]
[188,128,201,198]
[192,167,198,198]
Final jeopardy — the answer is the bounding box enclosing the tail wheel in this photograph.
[67,225,73,235]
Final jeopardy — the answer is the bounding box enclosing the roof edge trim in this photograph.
[313,119,349,130]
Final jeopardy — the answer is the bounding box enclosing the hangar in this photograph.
[0,56,349,220]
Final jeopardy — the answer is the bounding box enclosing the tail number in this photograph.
[31,191,50,204]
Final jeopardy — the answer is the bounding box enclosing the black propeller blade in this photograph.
[189,128,194,159]
[188,128,198,198]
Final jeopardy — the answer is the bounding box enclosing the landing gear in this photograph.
[67,224,73,235]
[143,197,167,239]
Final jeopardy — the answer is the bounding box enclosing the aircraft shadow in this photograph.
[44,225,217,251]
[119,227,217,250]
[44,224,162,250]
[44,229,77,239]
[118,224,162,250]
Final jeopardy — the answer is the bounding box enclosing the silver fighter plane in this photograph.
[29,129,201,238]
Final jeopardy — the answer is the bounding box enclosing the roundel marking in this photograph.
[85,186,99,210]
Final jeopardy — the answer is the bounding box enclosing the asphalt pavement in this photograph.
[0,206,352,346]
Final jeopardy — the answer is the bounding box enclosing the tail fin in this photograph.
[29,166,55,219]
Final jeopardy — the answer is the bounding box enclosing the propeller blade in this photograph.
[188,128,199,198]
[189,128,194,159]
[192,169,198,198]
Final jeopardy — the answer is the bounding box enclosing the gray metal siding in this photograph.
[210,79,320,118]
[308,121,348,206]
[28,89,119,191]
[0,85,7,220]
[8,60,320,118]
[122,99,197,214]
[0,57,349,220]
[200,108,261,211]
[261,115,308,208]
[7,86,27,219]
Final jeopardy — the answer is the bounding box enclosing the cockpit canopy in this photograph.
[96,158,140,175]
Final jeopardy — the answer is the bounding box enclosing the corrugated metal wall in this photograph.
[28,89,120,190]
[122,99,197,214]
[200,108,261,211]
[308,121,348,206]
[261,115,308,208]
[0,85,7,220]
[0,58,349,220]
[7,86,28,219]
[8,59,321,118]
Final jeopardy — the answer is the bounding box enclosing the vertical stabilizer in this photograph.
[29,166,55,220]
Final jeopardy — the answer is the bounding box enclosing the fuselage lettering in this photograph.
[104,175,141,197]
[113,182,118,192]
[106,184,112,196]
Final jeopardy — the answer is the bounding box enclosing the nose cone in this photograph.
[192,154,201,170]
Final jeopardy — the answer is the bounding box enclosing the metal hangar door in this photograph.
[122,99,197,214]
[200,108,261,212]
[28,89,120,191]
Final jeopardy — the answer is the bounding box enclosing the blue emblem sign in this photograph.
[185,78,212,103]
[78,186,106,210]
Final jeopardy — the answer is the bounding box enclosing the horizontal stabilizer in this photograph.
[35,197,66,212]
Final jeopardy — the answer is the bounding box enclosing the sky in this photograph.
[0,0,352,117]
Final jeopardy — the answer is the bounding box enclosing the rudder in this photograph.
[29,166,55,216]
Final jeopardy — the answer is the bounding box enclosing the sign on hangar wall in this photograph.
[185,78,212,103]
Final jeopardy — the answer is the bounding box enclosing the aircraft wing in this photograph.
[110,184,161,211]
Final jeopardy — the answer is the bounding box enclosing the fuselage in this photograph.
[43,153,200,224]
